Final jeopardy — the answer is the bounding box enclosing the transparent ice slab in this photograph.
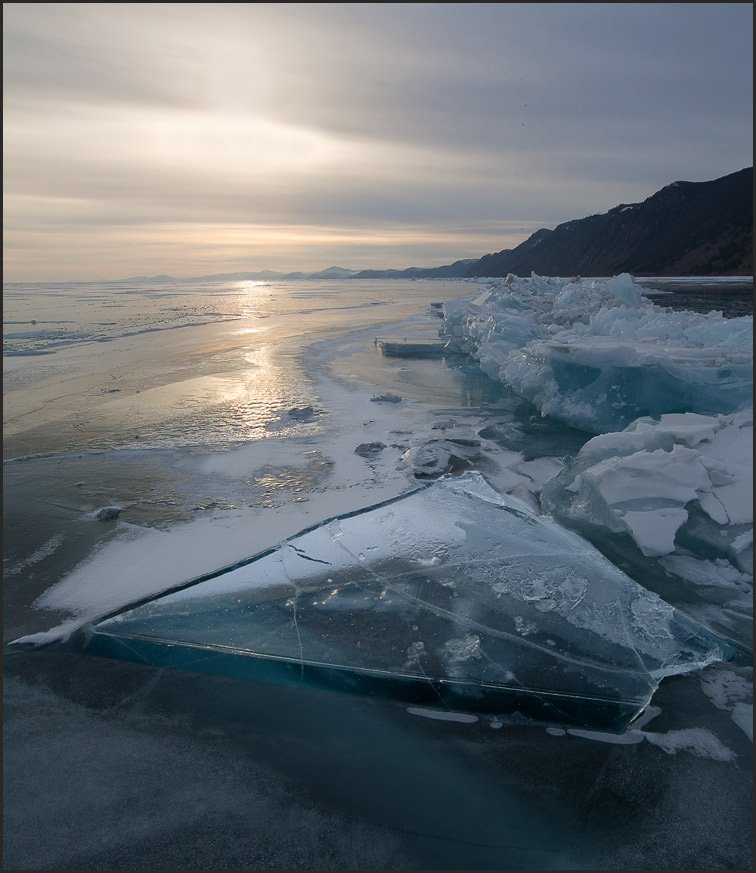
[85,473,734,731]
[375,336,451,358]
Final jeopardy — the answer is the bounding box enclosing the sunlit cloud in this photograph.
[3,3,752,282]
[2,215,538,281]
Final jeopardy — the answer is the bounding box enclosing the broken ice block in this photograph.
[84,472,733,731]
[441,274,752,432]
[542,411,753,565]
[398,437,480,478]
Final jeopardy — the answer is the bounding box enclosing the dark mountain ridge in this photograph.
[466,167,752,278]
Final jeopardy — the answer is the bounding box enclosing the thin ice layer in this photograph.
[86,472,732,731]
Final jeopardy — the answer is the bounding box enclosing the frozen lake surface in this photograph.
[3,275,752,869]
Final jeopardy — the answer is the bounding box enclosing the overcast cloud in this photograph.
[3,3,753,281]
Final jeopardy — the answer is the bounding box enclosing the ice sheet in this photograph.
[85,472,732,731]
[441,274,752,432]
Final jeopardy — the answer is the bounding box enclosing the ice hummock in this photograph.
[441,274,752,433]
[541,411,753,569]
[84,472,733,732]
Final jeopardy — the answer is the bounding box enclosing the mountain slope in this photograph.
[466,167,753,278]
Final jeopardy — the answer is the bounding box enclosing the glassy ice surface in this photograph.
[5,277,753,869]
[88,472,732,731]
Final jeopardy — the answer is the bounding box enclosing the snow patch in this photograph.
[642,728,736,761]
[406,707,479,724]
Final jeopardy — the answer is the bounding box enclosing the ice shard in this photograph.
[84,472,733,731]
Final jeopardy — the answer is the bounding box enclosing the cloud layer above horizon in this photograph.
[4,2,753,281]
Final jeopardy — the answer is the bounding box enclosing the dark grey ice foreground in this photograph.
[85,472,732,731]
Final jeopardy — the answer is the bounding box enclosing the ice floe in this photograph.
[81,472,733,732]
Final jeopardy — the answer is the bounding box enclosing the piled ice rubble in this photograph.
[441,273,753,433]
[541,411,753,573]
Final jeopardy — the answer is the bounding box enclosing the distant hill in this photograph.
[465,167,753,278]
[352,259,476,279]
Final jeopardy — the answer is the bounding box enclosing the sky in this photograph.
[3,3,753,282]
